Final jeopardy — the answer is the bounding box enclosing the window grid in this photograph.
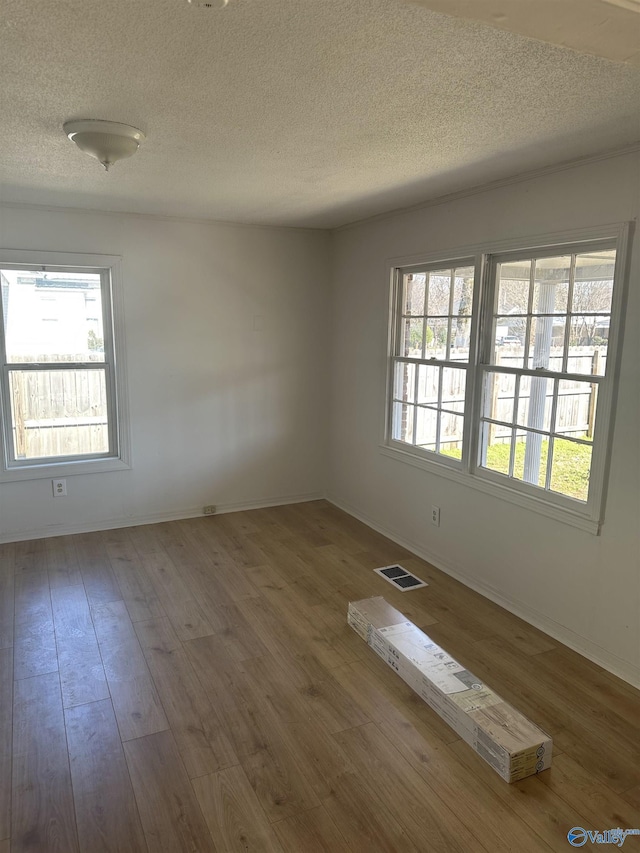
[392,262,474,458]
[0,263,119,468]
[387,230,626,529]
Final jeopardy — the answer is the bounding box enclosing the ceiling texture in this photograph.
[1,0,639,228]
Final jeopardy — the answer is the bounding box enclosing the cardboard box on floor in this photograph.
[348,596,552,783]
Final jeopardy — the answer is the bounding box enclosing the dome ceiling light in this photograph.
[187,0,230,7]
[63,120,146,171]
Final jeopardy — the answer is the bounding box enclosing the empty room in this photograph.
[1,0,639,851]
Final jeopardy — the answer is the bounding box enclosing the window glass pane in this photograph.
[556,379,596,440]
[452,266,475,315]
[569,316,609,375]
[496,260,531,314]
[403,273,426,315]
[532,256,570,314]
[1,270,105,364]
[392,402,414,443]
[480,423,513,475]
[416,406,437,449]
[516,376,552,431]
[401,318,424,357]
[393,361,415,403]
[527,316,565,369]
[572,250,615,315]
[8,369,109,460]
[439,412,464,454]
[441,368,466,413]
[493,318,526,367]
[482,371,516,425]
[426,270,451,316]
[417,364,439,405]
[425,318,449,358]
[565,346,606,378]
[450,315,472,360]
[512,430,548,488]
[549,438,592,502]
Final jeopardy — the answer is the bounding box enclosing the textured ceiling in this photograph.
[403,0,640,67]
[0,0,639,228]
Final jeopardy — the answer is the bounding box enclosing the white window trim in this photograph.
[381,222,631,535]
[0,249,131,482]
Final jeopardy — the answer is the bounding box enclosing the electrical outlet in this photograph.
[203,505,217,515]
[52,479,67,497]
[431,505,440,526]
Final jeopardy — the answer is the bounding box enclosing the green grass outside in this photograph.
[441,438,591,501]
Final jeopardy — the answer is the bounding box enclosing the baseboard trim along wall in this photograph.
[0,491,324,545]
[327,494,640,691]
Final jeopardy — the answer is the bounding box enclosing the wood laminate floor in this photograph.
[1,500,639,852]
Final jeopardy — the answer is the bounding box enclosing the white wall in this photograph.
[0,205,329,540]
[328,151,640,687]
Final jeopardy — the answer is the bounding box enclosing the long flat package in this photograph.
[348,596,552,783]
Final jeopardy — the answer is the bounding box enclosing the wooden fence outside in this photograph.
[9,356,109,459]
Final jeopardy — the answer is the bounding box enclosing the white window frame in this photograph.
[0,250,131,481]
[382,223,631,534]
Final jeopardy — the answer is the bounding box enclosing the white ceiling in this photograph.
[1,0,639,228]
[403,0,640,67]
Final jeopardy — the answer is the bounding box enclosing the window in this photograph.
[0,251,130,480]
[385,225,630,533]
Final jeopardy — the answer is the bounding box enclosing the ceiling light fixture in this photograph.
[63,120,146,171]
[187,0,229,7]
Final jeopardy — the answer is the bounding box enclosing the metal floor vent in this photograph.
[374,564,428,592]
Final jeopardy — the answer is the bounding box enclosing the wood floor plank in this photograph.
[539,751,640,829]
[273,805,351,853]
[0,543,15,649]
[0,839,8,853]
[123,729,216,853]
[449,738,590,853]
[205,599,271,662]
[185,633,273,757]
[13,538,47,574]
[91,600,169,741]
[12,671,79,853]
[74,533,122,607]
[135,616,238,778]
[127,531,216,641]
[175,520,261,602]
[239,736,321,824]
[622,786,640,809]
[192,765,284,853]
[331,661,552,853]
[322,771,423,853]
[241,652,370,735]
[185,637,323,823]
[45,536,83,589]
[65,698,147,853]
[50,584,110,708]
[0,647,12,842]
[333,722,489,853]
[13,568,58,680]
[103,528,165,623]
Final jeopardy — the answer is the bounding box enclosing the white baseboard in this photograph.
[327,494,640,691]
[0,491,324,544]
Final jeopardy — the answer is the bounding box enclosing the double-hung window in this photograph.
[0,251,129,480]
[385,225,629,532]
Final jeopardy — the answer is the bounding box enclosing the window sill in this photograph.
[379,444,601,535]
[0,455,131,483]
